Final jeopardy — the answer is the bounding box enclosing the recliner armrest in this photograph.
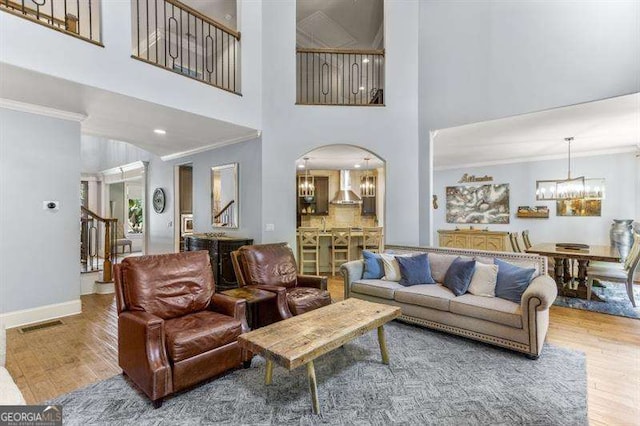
[297,274,327,290]
[248,285,293,320]
[210,294,249,334]
[118,311,172,402]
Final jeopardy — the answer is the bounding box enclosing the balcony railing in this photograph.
[296,48,385,106]
[132,0,241,95]
[0,0,102,45]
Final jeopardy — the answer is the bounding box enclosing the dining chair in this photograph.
[522,230,532,250]
[298,227,320,275]
[586,231,640,307]
[330,228,352,276]
[509,233,522,253]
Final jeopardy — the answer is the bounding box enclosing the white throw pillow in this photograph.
[381,254,402,281]
[468,262,499,297]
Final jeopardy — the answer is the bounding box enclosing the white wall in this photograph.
[418,0,640,245]
[0,108,81,314]
[81,135,262,254]
[433,152,638,246]
[261,0,420,248]
[0,0,263,130]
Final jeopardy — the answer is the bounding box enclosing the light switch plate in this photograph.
[265,223,275,231]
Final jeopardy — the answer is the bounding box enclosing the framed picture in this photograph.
[181,214,193,235]
[445,184,510,224]
[517,205,549,219]
[556,199,602,217]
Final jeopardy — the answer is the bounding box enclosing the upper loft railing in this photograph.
[132,0,241,95]
[296,48,385,106]
[0,0,102,45]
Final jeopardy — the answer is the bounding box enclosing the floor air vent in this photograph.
[19,320,64,333]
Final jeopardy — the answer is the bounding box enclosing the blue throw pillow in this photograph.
[362,251,384,279]
[396,253,435,286]
[443,257,476,296]
[494,258,536,303]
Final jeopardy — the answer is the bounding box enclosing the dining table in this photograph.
[525,243,621,302]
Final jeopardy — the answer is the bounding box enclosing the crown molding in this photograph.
[0,98,87,122]
[160,131,260,162]
[434,146,638,171]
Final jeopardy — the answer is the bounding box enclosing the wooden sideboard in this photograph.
[184,234,253,291]
[438,229,508,251]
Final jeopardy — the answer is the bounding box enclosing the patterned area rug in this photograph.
[553,280,640,319]
[51,322,587,425]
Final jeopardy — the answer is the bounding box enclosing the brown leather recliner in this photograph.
[114,251,249,408]
[232,243,331,319]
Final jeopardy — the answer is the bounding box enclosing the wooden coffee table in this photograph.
[237,298,401,414]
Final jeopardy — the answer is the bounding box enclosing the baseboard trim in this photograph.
[0,299,82,329]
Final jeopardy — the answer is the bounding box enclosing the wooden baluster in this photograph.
[101,220,114,283]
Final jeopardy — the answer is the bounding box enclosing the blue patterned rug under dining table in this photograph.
[553,280,640,319]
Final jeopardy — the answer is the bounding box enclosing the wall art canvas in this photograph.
[446,184,510,224]
[556,199,602,217]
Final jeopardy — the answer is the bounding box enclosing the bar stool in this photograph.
[330,228,352,276]
[298,227,320,275]
[358,227,383,257]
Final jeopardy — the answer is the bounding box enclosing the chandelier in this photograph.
[535,137,605,200]
[298,157,315,197]
[360,158,376,197]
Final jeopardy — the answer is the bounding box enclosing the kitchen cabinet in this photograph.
[297,176,329,216]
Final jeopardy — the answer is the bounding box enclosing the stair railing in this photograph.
[81,206,117,282]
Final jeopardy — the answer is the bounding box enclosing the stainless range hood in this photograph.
[331,170,362,204]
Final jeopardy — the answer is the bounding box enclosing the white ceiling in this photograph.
[296,145,385,170]
[434,93,640,170]
[297,0,383,49]
[0,63,257,158]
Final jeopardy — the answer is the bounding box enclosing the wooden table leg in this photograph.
[265,359,273,385]
[378,325,389,365]
[553,257,565,295]
[307,361,320,415]
[575,259,605,302]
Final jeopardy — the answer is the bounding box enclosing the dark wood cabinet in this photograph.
[361,196,376,216]
[184,235,253,291]
[297,176,329,217]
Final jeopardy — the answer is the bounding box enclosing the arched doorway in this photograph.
[295,144,386,277]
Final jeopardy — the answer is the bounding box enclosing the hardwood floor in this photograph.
[6,277,639,425]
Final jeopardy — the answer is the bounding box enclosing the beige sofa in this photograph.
[0,325,26,405]
[341,245,558,359]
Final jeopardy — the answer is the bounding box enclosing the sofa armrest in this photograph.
[210,294,249,334]
[118,311,172,401]
[521,274,558,312]
[340,260,364,300]
[297,275,327,290]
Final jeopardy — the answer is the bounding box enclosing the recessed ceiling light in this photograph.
[298,164,305,169]
[359,86,365,91]
[154,129,166,135]
[354,164,361,168]
[362,58,370,64]
[225,14,233,21]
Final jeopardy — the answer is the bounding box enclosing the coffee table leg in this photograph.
[265,359,273,385]
[378,325,389,365]
[307,361,320,415]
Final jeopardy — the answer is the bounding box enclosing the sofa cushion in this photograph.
[286,287,332,315]
[443,257,476,296]
[121,251,214,319]
[450,294,522,328]
[164,311,242,362]
[428,253,458,283]
[397,253,435,286]
[351,279,404,300]
[394,284,456,311]
[494,258,536,303]
[381,254,403,281]
[468,262,499,297]
[362,251,384,279]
